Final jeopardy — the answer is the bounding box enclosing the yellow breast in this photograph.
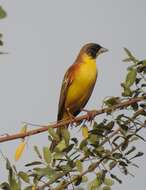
[65,54,97,110]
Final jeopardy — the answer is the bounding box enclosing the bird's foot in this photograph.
[82,109,97,122]
[66,108,79,126]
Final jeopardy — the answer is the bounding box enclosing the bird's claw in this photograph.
[82,109,97,122]
[66,108,79,126]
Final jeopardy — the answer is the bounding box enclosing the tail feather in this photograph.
[49,126,68,152]
[49,127,61,152]
[50,139,58,152]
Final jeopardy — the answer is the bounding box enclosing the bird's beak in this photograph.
[100,47,108,54]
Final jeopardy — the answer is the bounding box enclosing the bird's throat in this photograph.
[82,53,96,65]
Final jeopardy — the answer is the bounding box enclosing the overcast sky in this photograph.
[0,0,146,189]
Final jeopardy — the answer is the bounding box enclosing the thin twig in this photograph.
[51,143,123,190]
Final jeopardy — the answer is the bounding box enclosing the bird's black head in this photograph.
[82,43,108,59]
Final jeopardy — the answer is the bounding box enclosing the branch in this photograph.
[38,142,124,190]
[0,96,145,143]
[51,118,146,190]
[38,108,145,189]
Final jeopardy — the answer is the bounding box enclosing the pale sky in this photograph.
[0,0,146,189]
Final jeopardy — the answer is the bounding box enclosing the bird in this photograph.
[50,43,108,151]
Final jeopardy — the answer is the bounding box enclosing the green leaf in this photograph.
[87,178,101,190]
[0,182,10,190]
[33,167,55,177]
[137,60,146,66]
[24,186,32,190]
[120,165,128,175]
[88,163,97,172]
[60,164,72,172]
[125,146,136,155]
[123,48,138,64]
[25,161,42,167]
[119,161,128,167]
[18,171,30,183]
[10,178,20,190]
[135,134,146,142]
[6,158,12,170]
[63,143,74,153]
[106,121,115,130]
[137,60,146,73]
[121,140,129,151]
[55,140,66,152]
[53,152,64,160]
[124,48,132,58]
[82,176,88,183]
[109,161,117,170]
[96,170,107,182]
[125,68,137,87]
[79,139,88,150]
[121,83,132,97]
[62,128,70,146]
[48,128,60,141]
[104,97,120,106]
[0,6,7,19]
[6,159,14,185]
[112,153,122,159]
[104,178,114,186]
[102,186,111,190]
[43,147,51,164]
[48,171,64,182]
[123,58,133,62]
[88,134,99,144]
[142,60,146,66]
[130,152,144,160]
[76,160,83,173]
[110,174,122,184]
[74,177,82,186]
[130,136,139,142]
[0,39,3,46]
[34,146,42,159]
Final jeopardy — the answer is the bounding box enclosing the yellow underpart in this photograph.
[65,54,97,114]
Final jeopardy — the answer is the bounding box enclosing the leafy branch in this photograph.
[0,48,146,190]
[0,6,7,54]
[0,96,145,144]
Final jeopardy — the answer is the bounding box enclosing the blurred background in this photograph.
[0,0,146,189]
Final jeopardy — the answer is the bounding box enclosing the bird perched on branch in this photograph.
[50,43,108,151]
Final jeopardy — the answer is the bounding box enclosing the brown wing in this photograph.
[57,69,73,121]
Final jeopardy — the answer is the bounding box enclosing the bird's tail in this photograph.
[49,138,58,152]
[50,114,70,152]
[49,127,62,152]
